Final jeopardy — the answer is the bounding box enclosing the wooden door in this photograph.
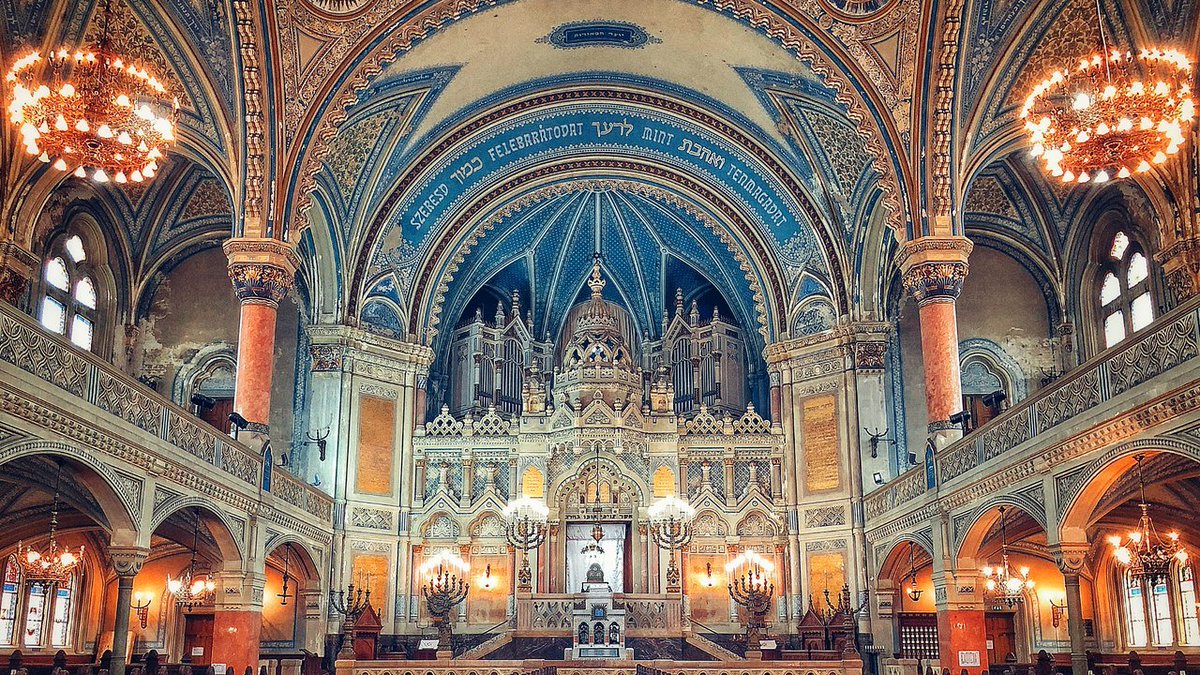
[985,612,1017,665]
[200,398,234,432]
[183,613,215,665]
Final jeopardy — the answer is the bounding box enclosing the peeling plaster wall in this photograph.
[897,247,1053,448]
[141,247,240,397]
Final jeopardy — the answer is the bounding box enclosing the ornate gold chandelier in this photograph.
[4,0,177,184]
[1108,454,1188,585]
[168,509,215,609]
[1021,0,1194,183]
[981,507,1034,607]
[16,460,85,585]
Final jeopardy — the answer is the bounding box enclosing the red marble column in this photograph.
[224,239,298,429]
[899,238,972,435]
[211,609,263,673]
[936,609,990,675]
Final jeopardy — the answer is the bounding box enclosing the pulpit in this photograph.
[352,601,383,660]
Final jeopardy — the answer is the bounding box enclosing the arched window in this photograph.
[1121,565,1200,648]
[0,556,79,649]
[38,234,98,351]
[1098,231,1154,348]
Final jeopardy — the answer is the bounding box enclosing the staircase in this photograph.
[685,632,744,661]
[458,630,513,659]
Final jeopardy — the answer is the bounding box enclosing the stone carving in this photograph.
[804,506,846,528]
[981,411,1032,461]
[736,512,777,537]
[424,514,461,539]
[227,262,294,306]
[692,512,729,538]
[470,514,506,538]
[901,261,969,303]
[683,405,723,435]
[473,405,512,436]
[1034,369,1100,430]
[732,403,772,434]
[0,314,89,396]
[351,507,394,531]
[805,539,847,552]
[425,406,464,436]
[359,383,398,399]
[1107,313,1198,395]
[310,345,344,372]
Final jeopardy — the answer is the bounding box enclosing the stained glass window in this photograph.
[1098,231,1154,349]
[1180,566,1200,645]
[50,579,71,647]
[38,235,99,353]
[1126,573,1148,647]
[0,557,18,646]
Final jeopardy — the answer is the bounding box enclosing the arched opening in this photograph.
[261,541,323,656]
[1058,450,1200,656]
[137,505,243,666]
[876,539,937,661]
[957,505,1059,664]
[0,453,133,655]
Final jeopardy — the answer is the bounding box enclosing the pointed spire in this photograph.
[712,305,721,322]
[675,288,684,316]
[587,255,606,299]
[689,299,699,325]
[495,300,506,326]
[511,289,521,318]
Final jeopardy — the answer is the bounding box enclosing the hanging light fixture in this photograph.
[580,444,606,561]
[277,545,291,606]
[1108,454,1188,585]
[905,543,923,602]
[981,506,1034,607]
[1021,0,1194,183]
[16,459,85,585]
[167,509,215,609]
[4,0,178,183]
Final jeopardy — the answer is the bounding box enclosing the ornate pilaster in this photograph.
[1160,237,1200,301]
[1154,132,1200,303]
[0,240,37,309]
[899,237,972,440]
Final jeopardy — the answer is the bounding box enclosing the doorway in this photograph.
[182,613,215,665]
[985,611,1017,665]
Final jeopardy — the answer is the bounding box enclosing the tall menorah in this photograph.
[648,496,695,593]
[728,559,775,651]
[329,582,370,658]
[503,496,549,592]
[423,564,469,651]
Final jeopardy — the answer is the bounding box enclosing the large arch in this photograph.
[278,0,913,244]
[0,440,140,541]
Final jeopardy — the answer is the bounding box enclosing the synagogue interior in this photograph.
[0,1,1197,675]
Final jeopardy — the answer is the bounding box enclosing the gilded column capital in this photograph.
[898,236,973,305]
[223,237,301,306]
[108,546,150,578]
[1051,542,1090,576]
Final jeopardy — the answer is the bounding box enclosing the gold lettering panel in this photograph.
[808,551,846,604]
[803,394,841,492]
[356,395,395,496]
[521,466,545,498]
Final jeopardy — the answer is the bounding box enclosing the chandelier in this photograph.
[1108,454,1188,585]
[981,506,1034,607]
[167,509,215,609]
[580,443,606,561]
[1021,0,1194,183]
[16,460,85,585]
[4,0,178,183]
[905,543,922,603]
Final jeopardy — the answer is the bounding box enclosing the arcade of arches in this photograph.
[0,1,1198,675]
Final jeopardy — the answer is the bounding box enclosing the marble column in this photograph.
[211,570,266,673]
[224,239,300,430]
[899,237,972,445]
[1054,544,1090,675]
[108,547,149,675]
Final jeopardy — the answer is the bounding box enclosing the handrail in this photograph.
[0,301,332,521]
[865,294,1200,521]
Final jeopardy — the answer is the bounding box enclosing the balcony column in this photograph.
[108,547,149,675]
[224,238,300,431]
[1053,543,1090,675]
[0,240,37,310]
[899,237,972,446]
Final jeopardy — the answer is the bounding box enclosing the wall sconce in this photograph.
[132,592,152,629]
[478,564,497,590]
[701,562,717,588]
[1046,592,1067,627]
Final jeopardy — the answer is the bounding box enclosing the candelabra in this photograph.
[648,496,695,593]
[423,564,469,651]
[728,565,774,650]
[503,496,548,592]
[329,583,370,658]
